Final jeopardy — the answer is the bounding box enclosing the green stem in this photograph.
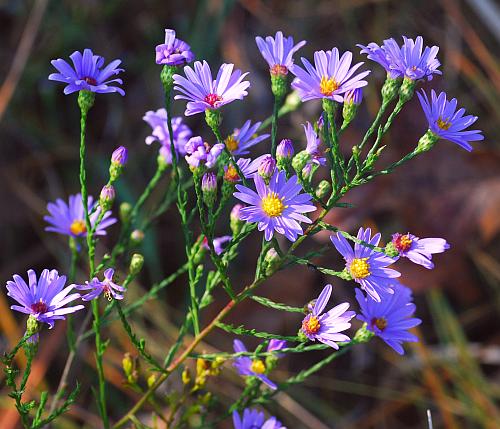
[270,95,280,157]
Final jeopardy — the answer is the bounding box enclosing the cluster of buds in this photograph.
[122,353,140,385]
[181,358,224,392]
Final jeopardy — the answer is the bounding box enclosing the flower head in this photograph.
[225,120,269,156]
[301,284,355,349]
[234,170,316,242]
[143,109,193,160]
[44,194,116,238]
[173,61,250,115]
[330,228,400,302]
[290,48,370,102]
[391,233,449,269]
[277,139,294,160]
[6,269,84,329]
[75,268,125,301]
[111,146,128,165]
[232,408,286,429]
[257,155,277,181]
[155,29,194,66]
[303,122,326,166]
[417,89,483,152]
[356,284,422,355]
[49,49,124,95]
[233,339,277,389]
[224,155,267,183]
[255,31,306,76]
[184,136,224,169]
[357,41,400,78]
[344,88,363,105]
[202,235,232,255]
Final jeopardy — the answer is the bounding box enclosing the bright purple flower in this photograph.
[143,109,193,159]
[290,48,370,102]
[255,31,306,76]
[44,193,116,238]
[303,122,326,166]
[202,235,232,255]
[49,49,124,95]
[232,408,286,429]
[391,233,449,269]
[6,269,84,329]
[155,29,194,66]
[184,136,224,169]
[233,339,277,390]
[356,284,422,355]
[357,41,400,78]
[111,146,128,165]
[344,88,363,105]
[276,139,294,160]
[330,228,400,302]
[225,120,269,156]
[173,61,250,115]
[267,339,287,355]
[301,284,355,350]
[417,89,483,152]
[75,268,125,301]
[234,170,316,242]
[224,155,267,183]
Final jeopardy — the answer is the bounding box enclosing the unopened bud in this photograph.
[122,353,133,378]
[129,253,144,276]
[417,129,439,153]
[315,180,331,199]
[264,248,281,276]
[353,323,375,343]
[276,139,294,170]
[130,229,144,246]
[230,204,244,236]
[381,75,401,104]
[201,172,217,208]
[257,155,276,182]
[110,146,128,181]
[291,150,310,174]
[99,185,115,211]
[342,88,362,128]
[270,73,287,100]
[119,202,132,223]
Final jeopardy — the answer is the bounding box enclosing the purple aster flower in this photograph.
[49,48,124,95]
[6,269,84,329]
[391,233,449,269]
[233,339,277,390]
[143,108,193,158]
[356,284,422,355]
[173,61,250,115]
[202,235,232,255]
[276,139,294,160]
[417,89,484,152]
[234,170,316,242]
[255,31,306,77]
[357,41,400,78]
[184,136,224,169]
[44,193,116,238]
[223,155,267,183]
[233,408,286,429]
[290,48,370,102]
[303,122,326,166]
[225,120,270,156]
[75,268,125,301]
[330,228,400,302]
[344,88,363,105]
[301,284,355,350]
[267,339,287,354]
[155,29,194,66]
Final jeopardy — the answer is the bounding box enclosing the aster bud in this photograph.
[26,315,41,342]
[110,146,128,182]
[77,90,95,114]
[147,374,157,388]
[342,88,362,128]
[122,353,134,378]
[291,150,310,174]
[353,322,375,343]
[99,185,115,211]
[384,241,399,258]
[315,180,331,199]
[160,64,178,94]
[257,155,276,183]
[119,202,132,223]
[276,139,294,171]
[381,75,402,104]
[264,248,281,276]
[201,172,217,208]
[398,76,416,104]
[301,162,317,181]
[416,129,439,153]
[129,253,144,276]
[230,204,244,236]
[130,229,144,246]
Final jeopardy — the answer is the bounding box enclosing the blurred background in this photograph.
[1,0,499,428]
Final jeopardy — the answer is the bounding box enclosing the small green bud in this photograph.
[398,76,416,104]
[270,74,288,100]
[264,248,281,276]
[129,253,144,276]
[291,150,310,174]
[119,202,132,223]
[205,109,222,132]
[99,184,115,211]
[384,241,400,258]
[160,65,179,94]
[157,152,169,171]
[77,90,95,114]
[201,172,217,209]
[130,229,144,246]
[353,323,375,343]
[416,129,439,153]
[315,180,331,199]
[381,75,401,103]
[182,367,191,385]
[297,330,308,343]
[26,315,41,338]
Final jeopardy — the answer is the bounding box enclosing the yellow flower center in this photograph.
[302,315,321,335]
[261,193,286,217]
[350,257,370,279]
[70,219,87,236]
[371,317,388,331]
[251,359,266,374]
[225,135,239,152]
[436,117,451,130]
[395,234,412,252]
[320,76,339,96]
[224,165,240,182]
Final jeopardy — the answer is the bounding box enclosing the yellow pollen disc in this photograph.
[224,165,239,182]
[350,257,370,279]
[225,135,239,152]
[251,359,266,374]
[436,117,451,130]
[319,76,339,96]
[372,317,388,331]
[302,315,321,335]
[70,219,87,236]
[261,193,286,217]
[399,234,412,251]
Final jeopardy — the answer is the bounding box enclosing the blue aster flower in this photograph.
[355,284,422,355]
[417,89,484,152]
[303,121,326,166]
[225,120,270,156]
[6,269,84,330]
[75,268,125,301]
[49,48,124,95]
[391,233,449,269]
[155,29,194,66]
[234,170,316,242]
[330,228,401,302]
[232,408,286,429]
[290,48,370,102]
[233,339,277,390]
